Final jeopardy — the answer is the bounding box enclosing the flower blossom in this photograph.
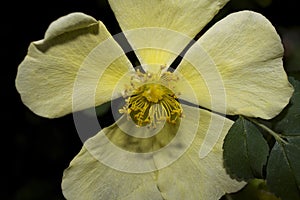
[16,0,293,199]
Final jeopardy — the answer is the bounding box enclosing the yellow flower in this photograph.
[15,0,293,199]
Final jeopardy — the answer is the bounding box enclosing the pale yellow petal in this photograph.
[72,41,134,113]
[77,112,198,173]
[157,106,246,200]
[16,12,133,118]
[62,104,245,199]
[175,46,226,115]
[61,142,164,200]
[108,0,229,73]
[177,11,293,119]
[62,115,188,199]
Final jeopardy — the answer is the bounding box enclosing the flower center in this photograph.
[119,67,183,128]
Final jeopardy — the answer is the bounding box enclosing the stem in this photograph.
[246,117,287,145]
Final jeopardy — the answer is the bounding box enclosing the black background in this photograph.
[2,0,299,199]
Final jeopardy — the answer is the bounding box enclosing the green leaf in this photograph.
[273,77,300,135]
[223,116,269,181]
[250,77,300,200]
[266,136,300,200]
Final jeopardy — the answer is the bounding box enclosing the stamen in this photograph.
[119,66,183,128]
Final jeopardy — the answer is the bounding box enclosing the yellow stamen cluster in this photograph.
[119,66,183,128]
